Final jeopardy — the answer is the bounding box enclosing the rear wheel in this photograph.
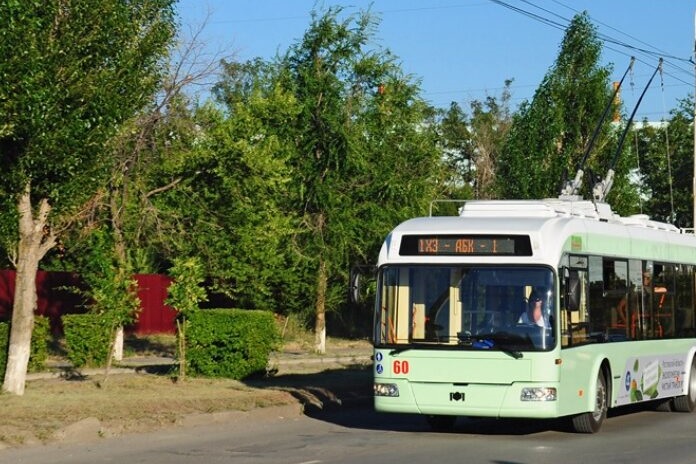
[571,369,608,433]
[426,415,456,431]
[673,358,696,412]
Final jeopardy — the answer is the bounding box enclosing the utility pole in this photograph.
[693,10,696,229]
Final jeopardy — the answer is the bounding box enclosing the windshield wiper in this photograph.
[389,347,412,355]
[498,348,524,359]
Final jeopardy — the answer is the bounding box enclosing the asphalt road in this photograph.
[3,401,696,464]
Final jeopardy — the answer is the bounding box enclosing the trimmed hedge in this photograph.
[62,313,114,368]
[0,316,50,380]
[29,316,50,372]
[184,309,280,380]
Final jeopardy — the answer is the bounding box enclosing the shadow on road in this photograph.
[244,365,672,436]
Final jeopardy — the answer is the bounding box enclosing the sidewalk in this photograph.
[29,340,373,379]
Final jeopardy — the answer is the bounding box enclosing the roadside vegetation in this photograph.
[0,3,691,398]
[0,329,371,448]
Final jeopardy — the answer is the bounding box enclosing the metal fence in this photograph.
[0,270,176,335]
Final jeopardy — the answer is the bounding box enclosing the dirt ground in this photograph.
[0,335,373,449]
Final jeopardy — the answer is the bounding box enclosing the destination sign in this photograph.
[399,235,532,256]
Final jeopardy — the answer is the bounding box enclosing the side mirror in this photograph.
[349,264,376,304]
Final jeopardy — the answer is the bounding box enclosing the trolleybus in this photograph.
[372,198,696,433]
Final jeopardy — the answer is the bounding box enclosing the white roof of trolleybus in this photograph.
[378,199,696,266]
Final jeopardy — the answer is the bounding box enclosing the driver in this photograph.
[518,291,546,328]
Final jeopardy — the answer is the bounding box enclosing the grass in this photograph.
[0,374,296,445]
[0,326,372,448]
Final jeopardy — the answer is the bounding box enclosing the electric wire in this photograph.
[489,0,693,89]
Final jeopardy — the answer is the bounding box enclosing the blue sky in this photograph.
[176,0,695,120]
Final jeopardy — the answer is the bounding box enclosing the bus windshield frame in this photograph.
[374,264,556,352]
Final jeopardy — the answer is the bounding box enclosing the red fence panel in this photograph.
[0,270,85,334]
[130,274,176,335]
[0,270,176,335]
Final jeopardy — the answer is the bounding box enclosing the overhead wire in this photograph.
[488,0,692,121]
[205,0,693,112]
[550,0,691,65]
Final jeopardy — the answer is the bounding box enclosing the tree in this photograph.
[101,17,230,277]
[435,82,513,205]
[496,12,619,202]
[277,7,441,351]
[636,97,694,227]
[166,256,208,381]
[469,81,514,199]
[437,102,475,201]
[0,1,175,395]
[157,60,298,309]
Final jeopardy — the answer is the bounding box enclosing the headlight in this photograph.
[374,383,400,397]
[520,387,557,401]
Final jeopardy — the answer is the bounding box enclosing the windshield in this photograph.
[374,265,556,352]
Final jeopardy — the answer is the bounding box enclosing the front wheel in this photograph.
[673,358,696,412]
[571,369,608,433]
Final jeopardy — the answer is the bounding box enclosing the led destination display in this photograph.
[399,235,532,256]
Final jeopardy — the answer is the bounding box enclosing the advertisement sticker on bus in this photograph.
[615,354,687,406]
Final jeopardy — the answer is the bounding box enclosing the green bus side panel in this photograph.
[558,341,695,417]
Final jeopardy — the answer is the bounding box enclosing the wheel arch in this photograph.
[685,348,696,395]
[599,358,612,408]
[583,357,611,414]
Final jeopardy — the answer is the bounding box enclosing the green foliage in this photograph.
[271,6,441,321]
[157,96,297,309]
[166,256,208,316]
[62,313,113,368]
[184,309,281,379]
[0,323,7,378]
[436,82,514,201]
[72,229,141,327]
[634,97,695,227]
[0,317,51,379]
[0,0,176,210]
[28,316,50,372]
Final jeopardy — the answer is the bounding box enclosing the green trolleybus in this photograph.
[372,199,696,433]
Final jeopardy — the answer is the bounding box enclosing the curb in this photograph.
[27,353,372,380]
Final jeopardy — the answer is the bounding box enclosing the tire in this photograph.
[673,358,696,412]
[426,415,456,431]
[571,369,608,433]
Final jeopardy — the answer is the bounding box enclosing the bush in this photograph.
[28,316,50,372]
[62,313,113,368]
[185,309,280,380]
[0,316,51,380]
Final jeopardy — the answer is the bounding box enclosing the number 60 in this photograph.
[393,360,410,374]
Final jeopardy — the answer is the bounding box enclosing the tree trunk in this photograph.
[112,326,124,361]
[109,178,129,363]
[3,185,56,395]
[314,258,327,354]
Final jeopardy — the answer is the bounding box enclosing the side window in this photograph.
[640,263,674,339]
[588,256,627,342]
[655,264,675,338]
[675,265,696,337]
